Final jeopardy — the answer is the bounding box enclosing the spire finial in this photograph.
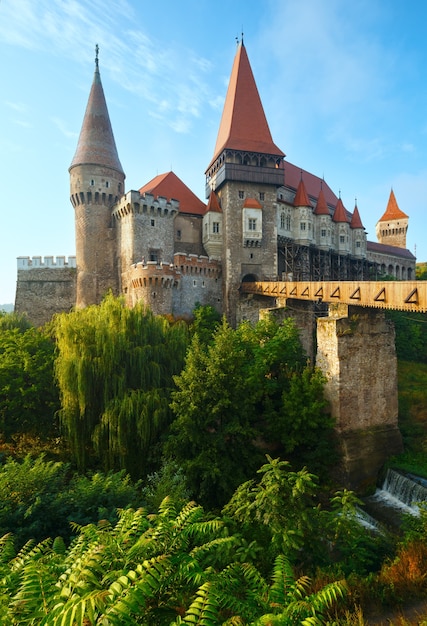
[95,44,99,69]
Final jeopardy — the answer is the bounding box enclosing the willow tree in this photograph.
[54,294,188,476]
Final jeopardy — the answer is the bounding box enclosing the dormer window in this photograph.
[213,222,220,233]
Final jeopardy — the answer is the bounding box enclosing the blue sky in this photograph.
[1,0,426,305]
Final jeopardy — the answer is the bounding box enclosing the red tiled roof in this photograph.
[378,189,408,222]
[367,240,415,260]
[332,198,349,223]
[243,197,263,209]
[70,62,124,175]
[283,161,339,209]
[139,171,206,216]
[293,178,311,207]
[207,43,284,169]
[206,190,222,213]
[350,204,364,229]
[313,185,330,216]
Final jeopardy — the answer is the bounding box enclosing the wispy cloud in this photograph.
[0,0,215,134]
[52,117,78,139]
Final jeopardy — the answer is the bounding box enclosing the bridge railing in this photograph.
[240,280,427,313]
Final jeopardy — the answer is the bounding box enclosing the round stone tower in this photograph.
[69,46,125,308]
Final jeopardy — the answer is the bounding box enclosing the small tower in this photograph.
[376,189,408,249]
[69,46,125,308]
[293,176,313,245]
[313,183,332,250]
[205,39,284,323]
[350,201,366,257]
[332,196,350,254]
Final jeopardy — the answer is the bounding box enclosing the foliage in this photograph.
[416,262,427,280]
[167,315,333,509]
[54,294,188,476]
[167,319,260,509]
[0,455,141,547]
[386,311,427,364]
[191,303,222,345]
[0,324,59,440]
[0,310,32,332]
[0,497,347,625]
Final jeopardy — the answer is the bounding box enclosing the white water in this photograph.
[367,468,427,517]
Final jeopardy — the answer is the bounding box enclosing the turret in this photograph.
[313,183,332,250]
[293,176,313,245]
[69,46,125,307]
[376,189,408,249]
[332,196,350,254]
[350,201,366,257]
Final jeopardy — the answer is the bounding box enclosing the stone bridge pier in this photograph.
[263,300,403,490]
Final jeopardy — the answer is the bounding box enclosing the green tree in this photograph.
[54,294,188,475]
[0,325,59,440]
[167,319,260,509]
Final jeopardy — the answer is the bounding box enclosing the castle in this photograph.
[15,42,416,327]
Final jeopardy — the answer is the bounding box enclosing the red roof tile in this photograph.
[313,185,330,216]
[378,189,408,222]
[208,43,284,169]
[332,198,349,223]
[139,171,206,216]
[293,178,311,207]
[350,204,364,229]
[243,197,263,209]
[206,190,222,213]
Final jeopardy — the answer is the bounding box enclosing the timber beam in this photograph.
[240,280,427,313]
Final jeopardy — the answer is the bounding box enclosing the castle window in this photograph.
[90,179,94,186]
[118,183,122,192]
[193,280,197,286]
[149,249,159,262]
[106,181,110,188]
[248,218,257,231]
[259,192,265,201]
[176,229,181,240]
[321,229,326,237]
[213,222,220,233]
[286,215,291,230]
[339,235,345,244]
[280,212,285,229]
[300,222,306,231]
[151,219,155,226]
[356,240,361,248]
[238,190,244,199]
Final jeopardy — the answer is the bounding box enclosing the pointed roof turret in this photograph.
[378,189,408,222]
[313,184,330,216]
[206,190,222,213]
[350,202,364,229]
[69,46,124,175]
[332,197,349,223]
[208,42,284,169]
[293,177,311,207]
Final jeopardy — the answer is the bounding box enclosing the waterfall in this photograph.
[363,468,427,528]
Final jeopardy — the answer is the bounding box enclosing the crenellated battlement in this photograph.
[17,256,77,270]
[112,190,179,220]
[174,253,222,277]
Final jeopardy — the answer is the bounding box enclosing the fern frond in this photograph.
[173,581,219,626]
[0,532,15,564]
[268,553,297,607]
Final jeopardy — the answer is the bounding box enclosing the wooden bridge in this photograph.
[241,280,427,313]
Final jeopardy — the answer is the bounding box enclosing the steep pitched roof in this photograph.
[206,190,222,213]
[332,198,349,223]
[313,185,330,216]
[378,189,408,222]
[283,161,338,209]
[69,57,124,174]
[350,204,364,229]
[293,178,311,207]
[208,42,284,168]
[139,171,206,216]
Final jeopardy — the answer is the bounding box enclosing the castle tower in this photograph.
[332,197,351,255]
[376,189,408,249]
[313,183,332,250]
[69,46,125,308]
[293,177,313,245]
[205,40,285,323]
[350,202,366,257]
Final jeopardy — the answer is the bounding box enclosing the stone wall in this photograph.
[315,304,403,489]
[15,257,76,326]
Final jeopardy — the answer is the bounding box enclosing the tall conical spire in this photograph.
[208,42,284,168]
[69,46,124,175]
[378,189,408,222]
